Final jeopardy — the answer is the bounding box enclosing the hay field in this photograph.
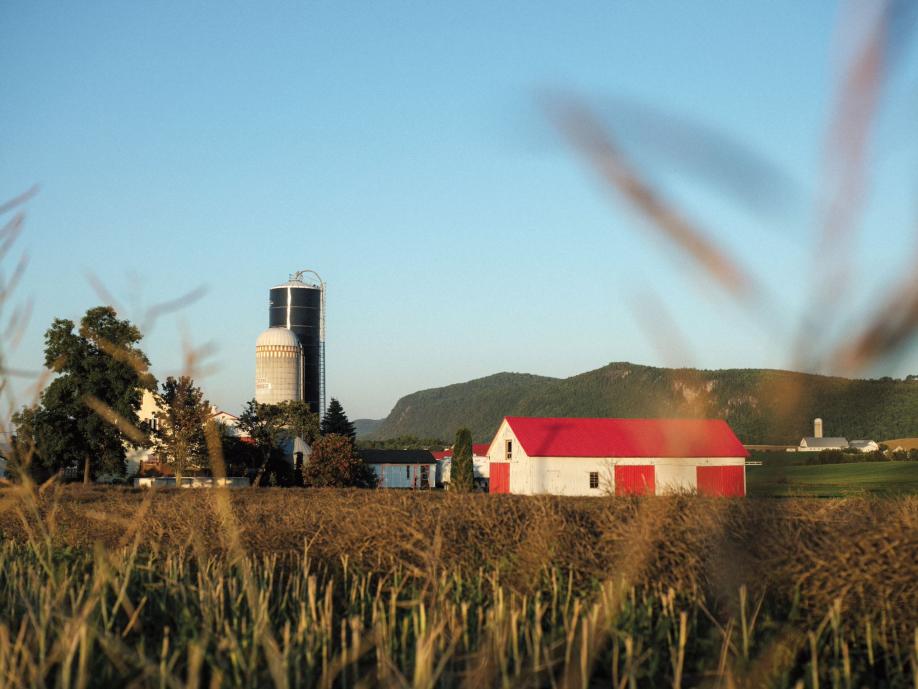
[1,486,916,688]
[883,438,918,451]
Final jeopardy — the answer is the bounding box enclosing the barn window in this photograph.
[505,439,513,461]
[589,472,599,489]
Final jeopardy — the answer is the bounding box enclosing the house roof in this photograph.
[503,417,749,458]
[431,450,450,461]
[358,449,436,465]
[800,437,849,448]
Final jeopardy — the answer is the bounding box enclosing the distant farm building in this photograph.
[798,437,849,451]
[849,440,879,452]
[797,418,877,453]
[358,449,437,489]
[484,417,748,496]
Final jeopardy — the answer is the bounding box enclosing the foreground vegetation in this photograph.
[1,487,915,688]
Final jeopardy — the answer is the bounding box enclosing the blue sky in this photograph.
[2,2,917,419]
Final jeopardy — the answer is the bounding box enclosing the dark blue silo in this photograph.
[268,272,325,414]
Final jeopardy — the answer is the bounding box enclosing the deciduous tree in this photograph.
[153,376,210,483]
[302,434,377,488]
[14,306,153,482]
[237,399,320,485]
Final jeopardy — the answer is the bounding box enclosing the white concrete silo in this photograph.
[255,327,303,404]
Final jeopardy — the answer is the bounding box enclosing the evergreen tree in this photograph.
[302,434,377,488]
[153,376,211,483]
[321,398,356,444]
[450,427,475,492]
[14,306,153,483]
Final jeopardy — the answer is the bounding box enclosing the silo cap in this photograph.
[256,327,302,348]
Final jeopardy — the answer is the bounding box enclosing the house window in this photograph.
[505,439,513,461]
[589,472,599,489]
[150,418,159,432]
[420,465,429,486]
[406,465,410,479]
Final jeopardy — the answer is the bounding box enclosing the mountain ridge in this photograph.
[365,361,918,444]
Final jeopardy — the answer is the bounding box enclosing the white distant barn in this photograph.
[798,437,849,451]
[849,440,879,453]
[484,416,748,497]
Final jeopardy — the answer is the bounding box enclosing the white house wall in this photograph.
[487,419,745,496]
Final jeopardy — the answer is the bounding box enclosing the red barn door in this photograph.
[614,465,655,496]
[489,463,510,494]
[696,466,745,497]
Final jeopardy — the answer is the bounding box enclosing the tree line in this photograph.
[9,306,376,487]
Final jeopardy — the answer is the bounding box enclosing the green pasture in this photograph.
[746,460,918,497]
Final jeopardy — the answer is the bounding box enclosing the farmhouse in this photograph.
[358,449,437,489]
[484,417,748,496]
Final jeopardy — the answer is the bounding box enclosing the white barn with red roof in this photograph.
[485,417,748,497]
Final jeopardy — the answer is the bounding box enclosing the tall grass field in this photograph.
[1,486,916,688]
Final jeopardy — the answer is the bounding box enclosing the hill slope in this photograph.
[368,362,918,444]
[353,418,383,437]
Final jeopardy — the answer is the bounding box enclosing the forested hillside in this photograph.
[367,362,918,444]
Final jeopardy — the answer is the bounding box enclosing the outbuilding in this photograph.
[484,417,748,496]
[358,449,437,489]
[849,440,879,453]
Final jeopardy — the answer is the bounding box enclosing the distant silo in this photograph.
[268,270,325,414]
[255,327,303,404]
[814,418,823,439]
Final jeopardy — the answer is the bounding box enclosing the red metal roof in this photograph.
[432,444,490,461]
[504,417,748,458]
